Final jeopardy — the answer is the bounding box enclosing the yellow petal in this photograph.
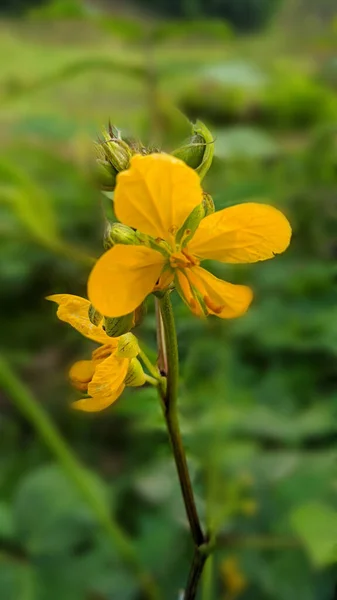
[189,203,291,263]
[72,352,129,412]
[115,153,203,241]
[47,294,112,344]
[188,266,253,319]
[88,245,165,317]
[72,384,125,412]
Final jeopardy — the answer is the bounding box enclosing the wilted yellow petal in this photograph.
[188,267,253,319]
[115,153,203,241]
[189,203,291,263]
[72,383,125,412]
[88,245,165,317]
[47,294,111,344]
[72,352,129,412]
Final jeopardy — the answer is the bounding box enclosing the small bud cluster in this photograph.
[94,123,146,191]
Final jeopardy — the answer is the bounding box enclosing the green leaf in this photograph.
[13,464,110,556]
[291,502,337,567]
[0,558,36,600]
[0,160,59,246]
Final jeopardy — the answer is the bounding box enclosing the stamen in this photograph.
[204,295,225,315]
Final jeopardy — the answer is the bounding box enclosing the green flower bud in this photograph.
[103,313,135,338]
[172,120,214,181]
[95,123,144,191]
[96,158,117,191]
[176,203,205,248]
[125,357,146,387]
[116,332,140,359]
[88,304,103,326]
[103,222,142,250]
[202,192,215,216]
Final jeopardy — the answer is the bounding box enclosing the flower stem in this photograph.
[157,292,211,599]
[144,373,160,387]
[0,354,161,600]
[139,349,161,380]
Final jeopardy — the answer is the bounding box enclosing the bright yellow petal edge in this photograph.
[189,202,292,264]
[88,245,165,318]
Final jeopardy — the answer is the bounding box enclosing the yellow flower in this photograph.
[47,294,145,412]
[221,556,247,599]
[88,153,292,319]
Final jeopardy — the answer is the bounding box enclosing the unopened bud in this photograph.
[88,304,103,326]
[176,203,205,248]
[95,158,117,191]
[103,222,142,250]
[202,192,215,216]
[94,124,139,191]
[116,332,140,359]
[69,360,95,392]
[103,312,135,337]
[172,120,214,181]
[125,357,146,387]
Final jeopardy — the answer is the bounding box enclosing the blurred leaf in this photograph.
[199,61,267,88]
[215,127,280,160]
[0,558,36,600]
[13,464,110,556]
[291,502,337,567]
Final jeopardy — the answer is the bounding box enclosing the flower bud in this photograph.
[103,312,135,337]
[124,357,146,387]
[202,192,215,216]
[95,158,117,191]
[103,222,142,250]
[172,120,214,181]
[69,360,95,392]
[94,123,141,191]
[176,203,205,248]
[88,304,103,326]
[116,332,140,359]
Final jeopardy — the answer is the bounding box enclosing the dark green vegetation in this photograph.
[0,5,337,599]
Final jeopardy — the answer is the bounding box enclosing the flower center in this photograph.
[170,249,199,270]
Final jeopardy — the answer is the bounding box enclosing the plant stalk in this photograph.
[157,292,211,599]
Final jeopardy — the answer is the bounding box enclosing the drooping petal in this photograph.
[88,245,165,317]
[46,294,111,344]
[72,352,129,412]
[114,153,203,241]
[188,266,253,319]
[72,384,125,412]
[189,203,292,263]
[175,269,206,317]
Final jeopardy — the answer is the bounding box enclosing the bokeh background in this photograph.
[1,0,337,598]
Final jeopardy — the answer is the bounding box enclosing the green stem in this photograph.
[144,373,160,387]
[139,349,161,381]
[158,293,204,547]
[0,355,160,600]
[158,292,211,600]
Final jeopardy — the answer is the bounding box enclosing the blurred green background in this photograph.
[1,0,337,598]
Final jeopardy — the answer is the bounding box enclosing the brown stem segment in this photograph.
[184,548,208,600]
